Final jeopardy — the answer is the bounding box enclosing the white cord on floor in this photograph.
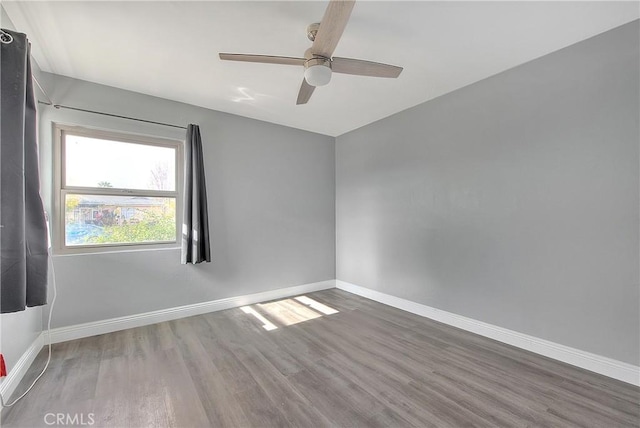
[0,249,57,408]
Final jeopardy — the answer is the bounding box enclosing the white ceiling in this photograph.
[3,1,639,136]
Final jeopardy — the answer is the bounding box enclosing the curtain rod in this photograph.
[33,76,188,131]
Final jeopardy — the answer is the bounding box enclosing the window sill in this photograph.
[52,246,180,257]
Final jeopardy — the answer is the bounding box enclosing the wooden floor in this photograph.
[2,289,639,427]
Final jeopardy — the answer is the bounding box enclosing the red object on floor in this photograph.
[0,354,6,377]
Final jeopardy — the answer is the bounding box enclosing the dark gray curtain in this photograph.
[181,124,211,264]
[1,29,48,313]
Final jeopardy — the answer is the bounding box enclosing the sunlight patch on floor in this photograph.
[258,299,321,326]
[295,295,339,315]
[240,295,338,331]
[240,305,278,331]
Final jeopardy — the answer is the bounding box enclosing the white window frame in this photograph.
[53,124,183,254]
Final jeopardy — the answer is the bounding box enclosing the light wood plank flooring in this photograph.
[2,289,639,427]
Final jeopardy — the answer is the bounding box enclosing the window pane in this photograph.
[65,134,176,191]
[65,194,176,246]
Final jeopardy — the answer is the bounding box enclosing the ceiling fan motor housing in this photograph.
[304,57,332,86]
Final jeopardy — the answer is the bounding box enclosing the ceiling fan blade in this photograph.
[296,79,315,105]
[332,57,403,78]
[219,53,306,67]
[311,0,356,58]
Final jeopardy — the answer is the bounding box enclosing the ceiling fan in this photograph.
[219,0,403,105]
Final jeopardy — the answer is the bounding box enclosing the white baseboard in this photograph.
[47,279,336,344]
[0,332,44,403]
[336,280,640,387]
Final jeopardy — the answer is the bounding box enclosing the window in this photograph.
[55,125,182,252]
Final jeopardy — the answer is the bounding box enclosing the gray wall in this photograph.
[0,7,43,374]
[336,21,639,365]
[38,73,335,328]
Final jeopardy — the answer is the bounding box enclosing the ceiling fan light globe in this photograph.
[304,64,332,87]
